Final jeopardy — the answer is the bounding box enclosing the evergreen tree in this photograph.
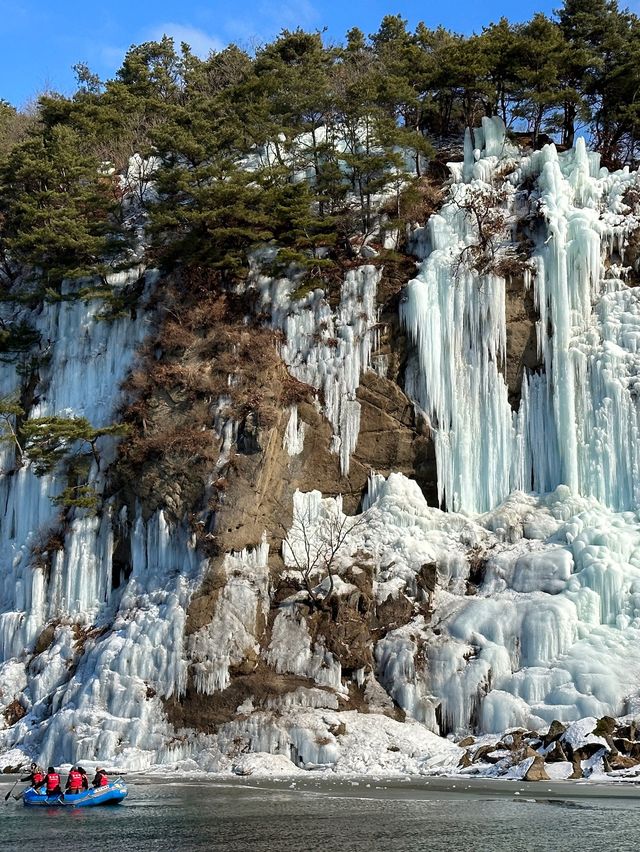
[21,416,126,474]
[513,15,566,143]
[0,125,125,288]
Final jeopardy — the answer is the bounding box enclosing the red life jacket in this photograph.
[46,772,60,792]
[68,769,82,790]
[33,771,44,785]
[98,774,109,787]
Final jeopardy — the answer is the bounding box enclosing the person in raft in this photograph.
[92,768,109,788]
[21,762,45,788]
[76,766,89,790]
[65,766,85,794]
[44,767,62,796]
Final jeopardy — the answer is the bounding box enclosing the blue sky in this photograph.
[2,0,560,107]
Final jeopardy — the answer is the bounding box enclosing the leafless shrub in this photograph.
[282,500,368,610]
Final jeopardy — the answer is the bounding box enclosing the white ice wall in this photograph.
[402,116,640,515]
[260,265,379,474]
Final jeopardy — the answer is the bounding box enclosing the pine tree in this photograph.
[0,125,125,289]
[20,416,127,474]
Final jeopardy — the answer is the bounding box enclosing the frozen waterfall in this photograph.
[402,116,640,514]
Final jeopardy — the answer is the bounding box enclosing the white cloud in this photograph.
[148,22,224,57]
[259,0,319,30]
[224,0,320,44]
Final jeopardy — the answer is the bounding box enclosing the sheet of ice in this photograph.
[189,537,269,693]
[402,116,640,514]
[275,475,640,739]
[283,406,306,456]
[0,279,153,662]
[260,265,379,474]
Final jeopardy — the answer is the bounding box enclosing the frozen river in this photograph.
[2,774,640,851]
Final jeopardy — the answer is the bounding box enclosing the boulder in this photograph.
[613,738,634,754]
[545,740,568,763]
[523,755,550,782]
[569,753,583,780]
[457,736,475,748]
[615,722,637,742]
[472,744,502,763]
[542,719,566,747]
[594,716,618,753]
[502,730,526,751]
[458,751,473,769]
[608,754,640,771]
[594,716,617,737]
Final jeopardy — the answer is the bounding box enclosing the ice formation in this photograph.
[402,116,640,514]
[0,273,214,766]
[5,119,640,776]
[260,264,379,474]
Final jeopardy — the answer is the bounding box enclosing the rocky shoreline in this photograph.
[454,715,640,783]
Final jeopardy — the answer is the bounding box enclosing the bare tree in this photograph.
[282,496,367,610]
[0,394,24,466]
[450,184,511,278]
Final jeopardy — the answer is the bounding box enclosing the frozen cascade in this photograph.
[260,265,380,474]
[306,474,640,736]
[188,537,270,694]
[402,115,640,514]
[0,279,152,662]
[283,406,306,456]
[7,124,640,769]
[5,511,205,766]
[0,273,215,767]
[401,118,518,513]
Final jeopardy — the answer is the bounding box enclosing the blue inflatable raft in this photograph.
[23,779,128,807]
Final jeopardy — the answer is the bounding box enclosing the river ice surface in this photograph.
[2,775,640,852]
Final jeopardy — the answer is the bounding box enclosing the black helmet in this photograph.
[47,766,54,773]
[30,762,37,770]
[77,766,85,773]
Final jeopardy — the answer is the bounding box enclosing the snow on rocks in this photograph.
[327,712,461,776]
[232,752,304,776]
[562,717,609,752]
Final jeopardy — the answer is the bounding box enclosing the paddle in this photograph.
[13,789,25,801]
[4,780,19,802]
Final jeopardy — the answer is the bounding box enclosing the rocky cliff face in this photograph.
[3,118,640,781]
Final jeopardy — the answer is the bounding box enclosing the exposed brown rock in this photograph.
[594,715,617,737]
[33,622,58,656]
[614,737,635,754]
[458,750,473,768]
[608,754,640,771]
[473,744,501,763]
[353,371,438,505]
[542,719,567,747]
[373,592,415,637]
[615,722,638,742]
[545,740,568,763]
[523,754,550,782]
[502,730,526,751]
[164,667,333,732]
[311,602,375,675]
[4,699,26,727]
[185,563,229,636]
[458,736,475,748]
[503,274,541,410]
